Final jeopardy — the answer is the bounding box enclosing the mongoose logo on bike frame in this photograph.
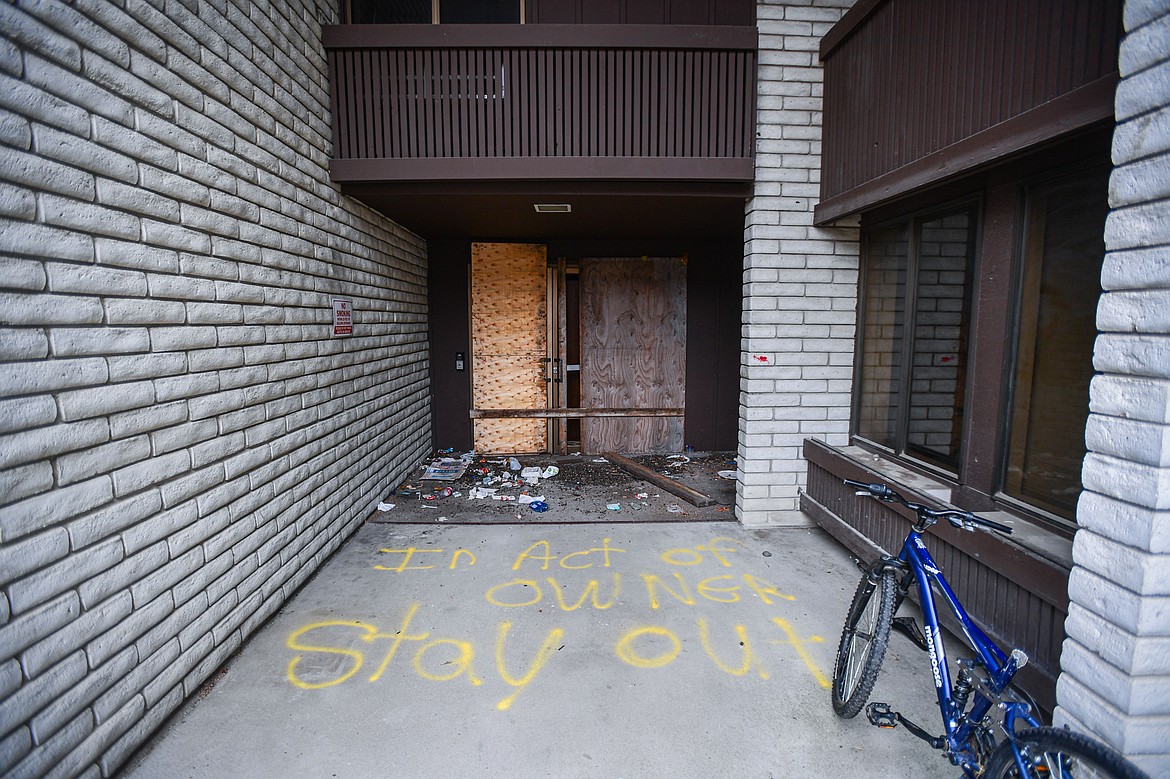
[923,624,944,690]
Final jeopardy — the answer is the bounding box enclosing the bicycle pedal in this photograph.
[866,702,898,729]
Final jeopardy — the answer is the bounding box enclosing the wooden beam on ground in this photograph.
[602,452,715,507]
[470,407,684,419]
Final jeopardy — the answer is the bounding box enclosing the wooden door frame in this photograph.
[469,242,550,454]
[467,251,686,454]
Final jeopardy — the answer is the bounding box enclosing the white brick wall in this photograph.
[739,0,859,526]
[1053,1,1170,774]
[0,1,432,776]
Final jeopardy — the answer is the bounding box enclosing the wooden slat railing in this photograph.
[323,25,757,182]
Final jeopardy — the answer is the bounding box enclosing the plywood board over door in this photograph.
[471,243,548,453]
[580,257,686,453]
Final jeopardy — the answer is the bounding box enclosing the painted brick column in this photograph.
[1054,2,1170,774]
[739,0,859,526]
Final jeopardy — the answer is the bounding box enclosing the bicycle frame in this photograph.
[873,527,1042,774]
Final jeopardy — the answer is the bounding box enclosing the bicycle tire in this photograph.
[983,726,1151,779]
[831,568,896,718]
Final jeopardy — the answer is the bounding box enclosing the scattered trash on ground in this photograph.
[422,458,469,480]
[424,486,454,500]
[378,449,736,523]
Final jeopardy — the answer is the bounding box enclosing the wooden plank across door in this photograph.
[471,243,548,453]
[579,257,687,453]
[471,408,683,419]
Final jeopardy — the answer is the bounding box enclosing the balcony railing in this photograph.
[322,25,757,183]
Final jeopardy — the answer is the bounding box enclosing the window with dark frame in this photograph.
[440,0,521,23]
[346,0,522,24]
[1003,168,1110,520]
[342,0,753,25]
[855,204,977,474]
[852,165,1110,526]
[347,0,431,24]
[855,224,907,450]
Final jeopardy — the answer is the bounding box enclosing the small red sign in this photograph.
[332,299,353,336]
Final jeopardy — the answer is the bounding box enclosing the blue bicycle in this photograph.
[831,480,1149,779]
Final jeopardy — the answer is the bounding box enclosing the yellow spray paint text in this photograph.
[284,603,828,708]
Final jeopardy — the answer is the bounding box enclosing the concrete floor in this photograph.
[120,521,958,778]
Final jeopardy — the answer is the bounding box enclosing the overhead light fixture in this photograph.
[533,203,571,213]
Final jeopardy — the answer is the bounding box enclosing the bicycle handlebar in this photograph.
[843,479,1013,535]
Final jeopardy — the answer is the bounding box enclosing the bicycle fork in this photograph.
[858,554,996,769]
[860,556,951,751]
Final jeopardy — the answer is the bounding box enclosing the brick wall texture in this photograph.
[739,0,859,525]
[0,1,432,776]
[1054,1,1170,774]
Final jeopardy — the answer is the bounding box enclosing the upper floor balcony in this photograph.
[322,24,758,191]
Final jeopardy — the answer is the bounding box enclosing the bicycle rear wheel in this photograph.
[983,727,1150,779]
[831,569,896,718]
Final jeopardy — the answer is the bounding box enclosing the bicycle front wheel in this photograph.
[983,727,1150,779]
[831,568,896,718]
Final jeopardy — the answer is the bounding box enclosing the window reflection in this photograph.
[1004,170,1109,518]
[855,206,975,473]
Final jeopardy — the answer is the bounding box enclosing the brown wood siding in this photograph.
[428,240,474,449]
[323,25,756,181]
[802,439,1069,712]
[816,0,1121,223]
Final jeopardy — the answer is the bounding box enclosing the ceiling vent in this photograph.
[533,203,572,213]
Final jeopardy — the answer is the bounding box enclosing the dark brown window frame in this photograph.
[996,163,1111,524]
[849,141,1113,538]
[343,0,525,25]
[852,196,983,479]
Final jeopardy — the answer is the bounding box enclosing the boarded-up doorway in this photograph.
[579,257,686,453]
[471,243,549,453]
